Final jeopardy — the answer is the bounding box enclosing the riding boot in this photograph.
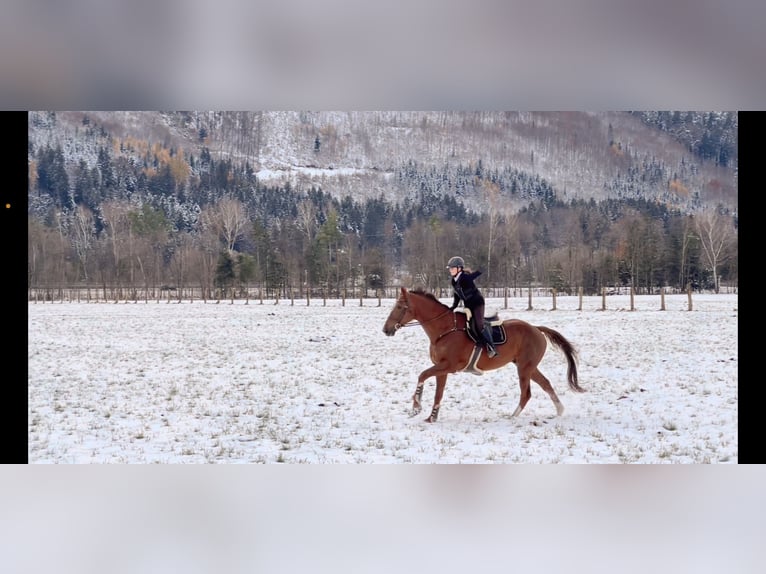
[482,325,497,358]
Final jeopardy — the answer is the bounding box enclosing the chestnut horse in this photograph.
[382,287,585,422]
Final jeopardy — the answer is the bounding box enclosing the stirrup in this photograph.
[486,346,498,358]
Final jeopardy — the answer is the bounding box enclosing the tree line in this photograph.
[27,120,738,299]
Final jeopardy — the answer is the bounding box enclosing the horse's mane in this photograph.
[409,288,449,308]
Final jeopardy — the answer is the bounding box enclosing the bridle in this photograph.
[391,298,411,331]
[392,297,451,331]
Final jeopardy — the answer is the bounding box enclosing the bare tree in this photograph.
[608,209,642,290]
[480,178,501,283]
[195,214,222,299]
[402,218,438,291]
[71,205,96,283]
[168,233,195,295]
[678,215,696,290]
[28,219,41,286]
[402,217,459,294]
[295,199,317,245]
[499,211,521,292]
[101,200,133,287]
[199,196,249,252]
[555,208,585,293]
[28,217,54,290]
[694,208,736,293]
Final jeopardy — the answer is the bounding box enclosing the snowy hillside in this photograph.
[28,110,738,213]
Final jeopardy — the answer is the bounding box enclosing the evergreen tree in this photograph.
[97,146,115,191]
[215,251,236,294]
[36,145,71,207]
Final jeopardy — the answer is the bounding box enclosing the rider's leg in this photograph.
[473,304,497,358]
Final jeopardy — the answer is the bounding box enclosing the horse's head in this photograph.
[382,287,415,336]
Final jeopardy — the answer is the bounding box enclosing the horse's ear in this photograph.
[400,286,408,296]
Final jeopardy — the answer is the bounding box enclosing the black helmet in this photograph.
[446,256,465,269]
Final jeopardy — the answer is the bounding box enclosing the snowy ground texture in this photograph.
[28,293,738,463]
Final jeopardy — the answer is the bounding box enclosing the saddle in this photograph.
[458,308,507,346]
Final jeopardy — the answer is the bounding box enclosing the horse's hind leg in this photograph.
[510,366,533,417]
[531,368,564,416]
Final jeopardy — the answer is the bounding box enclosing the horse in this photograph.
[382,286,585,422]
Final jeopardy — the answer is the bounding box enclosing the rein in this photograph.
[393,299,454,332]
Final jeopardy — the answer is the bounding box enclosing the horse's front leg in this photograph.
[411,364,449,422]
[411,381,424,416]
[410,363,433,416]
[427,374,448,423]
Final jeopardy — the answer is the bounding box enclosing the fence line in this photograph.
[28,285,736,311]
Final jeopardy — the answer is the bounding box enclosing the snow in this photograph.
[28,291,737,463]
[256,165,374,181]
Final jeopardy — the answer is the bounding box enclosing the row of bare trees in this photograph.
[28,189,738,300]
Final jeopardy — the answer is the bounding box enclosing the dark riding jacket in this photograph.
[450,270,485,311]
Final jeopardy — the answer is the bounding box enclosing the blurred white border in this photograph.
[4,0,766,109]
[1,466,762,573]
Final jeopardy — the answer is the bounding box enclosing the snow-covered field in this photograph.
[28,293,738,463]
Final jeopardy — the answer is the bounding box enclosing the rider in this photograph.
[446,256,497,358]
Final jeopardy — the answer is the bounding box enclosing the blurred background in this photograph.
[13,1,753,571]
[1,466,762,573]
[2,0,765,109]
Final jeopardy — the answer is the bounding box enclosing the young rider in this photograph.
[446,256,497,358]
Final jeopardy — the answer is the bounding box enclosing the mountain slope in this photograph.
[28,110,738,214]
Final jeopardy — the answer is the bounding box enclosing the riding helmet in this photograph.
[446,256,465,269]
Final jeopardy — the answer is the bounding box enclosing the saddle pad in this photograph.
[466,323,507,346]
[456,309,506,345]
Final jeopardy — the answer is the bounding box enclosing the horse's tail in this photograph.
[536,326,585,393]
